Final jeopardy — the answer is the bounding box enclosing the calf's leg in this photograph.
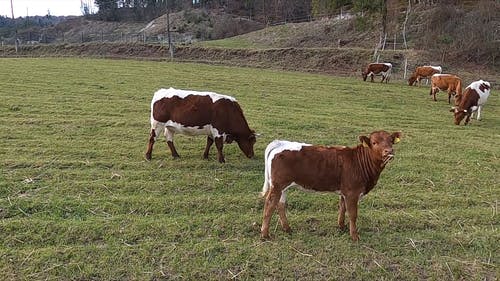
[277,192,291,233]
[214,137,225,163]
[203,136,214,159]
[345,196,360,241]
[338,195,346,230]
[261,189,280,239]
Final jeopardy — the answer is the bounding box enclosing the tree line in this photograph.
[91,0,386,22]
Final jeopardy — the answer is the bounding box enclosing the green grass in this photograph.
[0,58,498,280]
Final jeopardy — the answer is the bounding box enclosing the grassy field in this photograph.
[0,58,498,280]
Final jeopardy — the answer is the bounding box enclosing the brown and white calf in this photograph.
[362,63,392,83]
[408,65,442,86]
[429,74,462,104]
[145,88,257,163]
[450,80,491,125]
[260,130,402,241]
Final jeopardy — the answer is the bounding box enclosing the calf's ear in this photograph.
[391,132,402,144]
[359,136,370,147]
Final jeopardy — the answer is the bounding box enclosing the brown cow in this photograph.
[260,130,402,241]
[429,74,462,104]
[145,88,257,163]
[362,63,392,83]
[450,80,491,125]
[408,65,442,86]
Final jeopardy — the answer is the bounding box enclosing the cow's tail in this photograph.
[260,140,281,198]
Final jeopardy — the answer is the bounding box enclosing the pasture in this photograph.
[0,58,498,280]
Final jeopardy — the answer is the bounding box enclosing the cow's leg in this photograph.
[203,136,214,159]
[214,136,225,163]
[370,74,374,82]
[447,90,453,104]
[165,128,180,158]
[145,128,157,161]
[430,88,438,101]
[261,188,280,239]
[476,106,482,120]
[338,195,347,230]
[464,113,472,125]
[277,191,291,233]
[345,195,360,241]
[380,75,385,83]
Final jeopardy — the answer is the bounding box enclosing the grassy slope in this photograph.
[0,58,498,280]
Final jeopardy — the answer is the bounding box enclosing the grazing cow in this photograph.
[260,130,402,241]
[450,80,491,125]
[362,63,392,83]
[408,65,442,86]
[429,74,462,104]
[145,88,257,163]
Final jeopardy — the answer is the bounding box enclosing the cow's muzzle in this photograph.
[382,153,394,166]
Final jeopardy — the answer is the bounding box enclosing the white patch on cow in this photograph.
[261,140,311,197]
[432,73,453,78]
[383,63,392,68]
[429,66,442,73]
[150,119,227,142]
[151,87,236,108]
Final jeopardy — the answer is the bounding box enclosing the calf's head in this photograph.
[359,131,402,165]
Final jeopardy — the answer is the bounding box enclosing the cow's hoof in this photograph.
[283,226,292,234]
[144,154,152,161]
[350,234,360,242]
[218,158,226,163]
[260,234,271,241]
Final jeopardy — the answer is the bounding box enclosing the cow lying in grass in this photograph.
[260,130,402,241]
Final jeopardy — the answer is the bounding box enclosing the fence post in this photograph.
[81,31,84,43]
[394,33,396,50]
[403,57,408,79]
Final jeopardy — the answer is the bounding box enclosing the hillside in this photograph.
[1,2,498,85]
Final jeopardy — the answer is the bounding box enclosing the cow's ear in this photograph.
[391,132,402,144]
[225,135,234,144]
[359,136,370,147]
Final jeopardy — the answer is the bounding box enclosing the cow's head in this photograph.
[232,131,257,158]
[408,75,417,86]
[361,71,368,81]
[450,106,472,125]
[359,131,402,166]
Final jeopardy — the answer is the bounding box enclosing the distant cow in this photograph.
[145,88,257,163]
[450,80,491,125]
[260,130,402,241]
[429,74,462,104]
[362,63,392,83]
[408,65,442,86]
